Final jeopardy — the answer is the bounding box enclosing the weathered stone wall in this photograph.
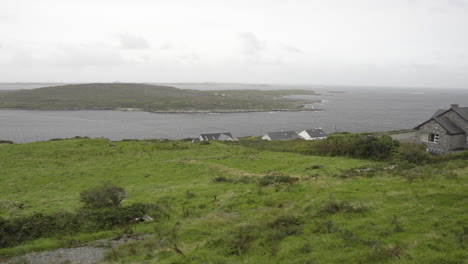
[439,109,468,148]
[415,120,458,150]
[450,134,467,150]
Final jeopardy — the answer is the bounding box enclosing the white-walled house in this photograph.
[199,132,237,141]
[298,128,327,140]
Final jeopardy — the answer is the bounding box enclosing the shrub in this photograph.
[0,203,157,248]
[314,134,400,160]
[396,143,431,164]
[0,140,13,144]
[80,185,127,208]
[354,135,400,160]
[225,225,257,255]
[317,200,366,216]
[258,172,297,186]
[266,215,303,240]
[213,176,232,183]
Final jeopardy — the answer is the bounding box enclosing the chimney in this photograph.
[451,104,459,109]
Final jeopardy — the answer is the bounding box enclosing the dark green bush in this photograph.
[396,143,431,164]
[213,176,232,183]
[0,203,158,248]
[224,225,257,255]
[354,135,400,160]
[80,185,127,208]
[266,215,303,240]
[317,200,366,216]
[257,172,297,186]
[0,140,13,144]
[314,134,400,160]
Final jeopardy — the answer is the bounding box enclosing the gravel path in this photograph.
[0,235,156,264]
[2,247,106,264]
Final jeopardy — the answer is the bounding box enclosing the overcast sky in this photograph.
[1,0,467,88]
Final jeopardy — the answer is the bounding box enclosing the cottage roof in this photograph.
[415,117,465,135]
[200,132,234,141]
[265,131,299,140]
[302,128,327,138]
[433,106,468,122]
[433,117,465,135]
[432,109,445,117]
[453,107,468,121]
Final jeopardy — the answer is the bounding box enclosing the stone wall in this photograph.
[415,120,464,150]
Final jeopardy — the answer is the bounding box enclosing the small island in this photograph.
[0,83,320,113]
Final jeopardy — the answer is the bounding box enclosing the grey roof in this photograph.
[432,109,446,117]
[303,128,327,138]
[265,131,299,140]
[433,117,465,135]
[453,107,468,121]
[433,106,468,121]
[416,105,468,134]
[200,132,234,141]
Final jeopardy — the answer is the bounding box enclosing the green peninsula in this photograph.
[0,83,319,112]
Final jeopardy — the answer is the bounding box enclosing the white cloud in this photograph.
[238,32,264,57]
[118,34,150,50]
[282,44,301,53]
[0,0,467,88]
[51,43,127,68]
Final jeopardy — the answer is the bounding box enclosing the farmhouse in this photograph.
[262,131,300,141]
[414,104,468,151]
[199,132,237,141]
[298,128,327,140]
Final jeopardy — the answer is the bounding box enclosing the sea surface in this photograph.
[0,83,467,143]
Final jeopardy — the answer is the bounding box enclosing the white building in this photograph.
[298,128,327,140]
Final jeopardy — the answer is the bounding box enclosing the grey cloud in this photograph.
[119,34,150,50]
[52,43,127,68]
[238,32,264,57]
[400,63,440,70]
[448,0,467,8]
[177,53,200,63]
[282,44,301,53]
[6,51,40,67]
[160,43,173,50]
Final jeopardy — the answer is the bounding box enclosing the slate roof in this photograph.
[433,117,465,135]
[415,116,465,135]
[415,105,468,135]
[432,109,446,118]
[302,128,327,138]
[433,106,468,121]
[453,107,468,121]
[265,131,299,140]
[200,132,235,141]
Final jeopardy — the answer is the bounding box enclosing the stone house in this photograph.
[414,104,468,151]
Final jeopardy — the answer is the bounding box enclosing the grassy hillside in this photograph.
[0,138,467,263]
[0,83,318,112]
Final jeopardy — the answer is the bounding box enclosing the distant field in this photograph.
[0,138,466,263]
[0,83,319,112]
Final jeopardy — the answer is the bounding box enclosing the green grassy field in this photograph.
[0,83,318,112]
[0,138,467,263]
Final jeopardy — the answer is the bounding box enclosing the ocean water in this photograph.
[0,83,467,143]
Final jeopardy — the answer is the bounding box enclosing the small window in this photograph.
[421,133,439,143]
[428,133,439,143]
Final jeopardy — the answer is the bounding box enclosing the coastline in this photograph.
[0,107,324,114]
